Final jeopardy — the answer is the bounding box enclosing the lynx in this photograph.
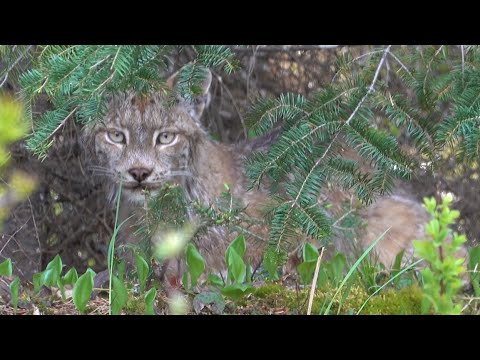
[88,67,465,288]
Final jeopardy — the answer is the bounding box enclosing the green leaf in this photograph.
[41,269,56,288]
[135,253,149,293]
[33,272,43,293]
[426,219,440,238]
[246,257,252,283]
[186,243,206,287]
[63,268,78,285]
[469,246,480,271]
[303,243,319,262]
[227,248,246,284]
[144,287,156,315]
[10,277,20,313]
[226,234,246,262]
[207,274,224,287]
[329,253,347,285]
[182,272,189,291]
[73,269,95,313]
[298,260,318,284]
[111,276,128,315]
[317,268,328,288]
[220,284,254,300]
[42,255,63,287]
[0,258,12,277]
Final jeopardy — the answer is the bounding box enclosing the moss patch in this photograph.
[360,286,423,315]
[249,283,423,315]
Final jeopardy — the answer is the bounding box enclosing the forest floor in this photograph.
[2,277,480,315]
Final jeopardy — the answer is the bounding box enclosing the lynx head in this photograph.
[90,67,213,204]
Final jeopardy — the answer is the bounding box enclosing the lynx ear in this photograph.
[166,66,212,122]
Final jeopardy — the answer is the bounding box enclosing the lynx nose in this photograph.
[128,168,152,182]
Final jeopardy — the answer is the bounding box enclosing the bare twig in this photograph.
[27,197,42,256]
[213,70,248,139]
[307,247,325,315]
[0,221,29,257]
[246,45,259,98]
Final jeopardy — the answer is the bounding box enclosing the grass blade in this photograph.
[356,258,423,314]
[323,227,390,315]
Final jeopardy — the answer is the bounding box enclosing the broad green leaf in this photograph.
[46,254,63,272]
[73,269,95,313]
[227,248,246,284]
[246,257,252,283]
[42,255,63,287]
[0,258,12,277]
[10,277,20,313]
[297,260,317,284]
[317,268,328,288]
[33,272,43,293]
[329,253,346,284]
[303,243,319,262]
[207,274,224,287]
[182,272,189,290]
[111,276,128,315]
[144,287,156,315]
[63,268,78,285]
[226,234,246,264]
[135,254,149,293]
[186,243,205,287]
[41,269,56,288]
[221,284,254,300]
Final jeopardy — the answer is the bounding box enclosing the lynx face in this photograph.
[92,71,212,204]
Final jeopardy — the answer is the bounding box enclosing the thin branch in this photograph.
[213,70,248,139]
[0,45,33,88]
[44,107,78,143]
[233,45,342,54]
[332,207,356,228]
[0,221,29,256]
[332,49,384,83]
[0,72,8,88]
[387,50,414,79]
[28,197,42,256]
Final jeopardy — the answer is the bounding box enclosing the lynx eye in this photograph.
[106,130,126,144]
[157,132,176,145]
